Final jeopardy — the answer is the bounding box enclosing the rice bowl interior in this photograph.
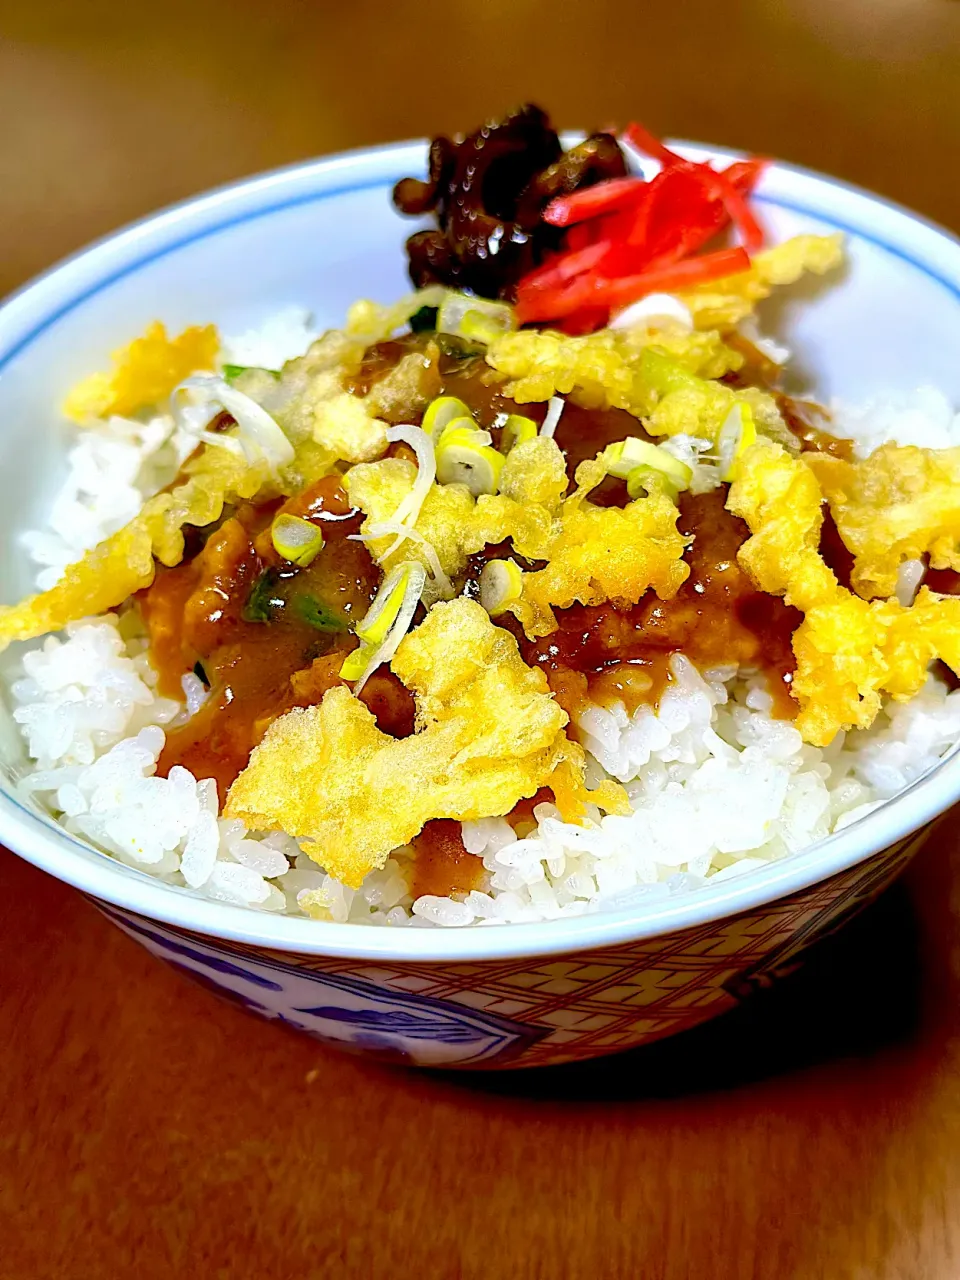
[2,109,960,941]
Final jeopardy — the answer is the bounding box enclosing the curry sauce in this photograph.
[507,492,800,720]
[141,476,412,797]
[140,345,812,896]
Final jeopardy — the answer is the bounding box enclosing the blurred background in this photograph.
[2,0,959,298]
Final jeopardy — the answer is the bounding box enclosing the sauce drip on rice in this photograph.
[136,335,837,900]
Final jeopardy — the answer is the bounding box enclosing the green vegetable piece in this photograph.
[243,569,284,623]
[431,333,485,362]
[223,363,281,382]
[296,595,347,632]
[409,305,439,333]
[639,348,709,396]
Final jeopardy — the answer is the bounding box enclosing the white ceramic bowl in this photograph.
[1,140,959,1069]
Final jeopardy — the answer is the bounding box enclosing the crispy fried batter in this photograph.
[347,443,689,636]
[506,458,689,638]
[497,436,569,509]
[790,594,893,745]
[678,234,844,331]
[484,324,791,452]
[63,322,219,422]
[255,292,449,465]
[225,599,624,887]
[728,441,960,745]
[343,289,449,348]
[807,444,960,599]
[344,442,566,581]
[0,419,343,652]
[0,446,269,649]
[345,458,492,577]
[727,439,837,611]
[294,352,439,463]
[484,325,741,411]
[646,380,787,447]
[882,587,960,697]
[549,751,632,824]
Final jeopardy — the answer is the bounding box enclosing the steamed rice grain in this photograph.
[6,314,960,927]
[9,606,960,925]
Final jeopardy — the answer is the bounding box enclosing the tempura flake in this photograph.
[225,599,608,887]
[0,446,268,649]
[348,444,689,636]
[807,444,960,600]
[64,322,219,422]
[678,234,845,331]
[485,325,741,414]
[729,442,960,745]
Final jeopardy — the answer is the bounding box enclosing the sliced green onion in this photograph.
[339,562,427,691]
[382,424,436,556]
[718,403,758,482]
[500,414,538,453]
[350,521,455,599]
[540,396,565,439]
[437,294,517,343]
[223,363,280,382]
[626,465,679,501]
[435,426,504,496]
[479,559,523,617]
[610,293,693,332]
[459,311,511,344]
[173,374,295,471]
[270,513,325,566]
[357,569,412,646]
[422,396,475,443]
[603,436,658,479]
[625,441,693,500]
[639,348,709,397]
[338,646,370,681]
[436,416,492,449]
[608,439,692,495]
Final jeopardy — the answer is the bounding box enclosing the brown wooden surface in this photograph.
[2,1,960,1276]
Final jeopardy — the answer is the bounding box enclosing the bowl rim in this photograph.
[2,136,960,963]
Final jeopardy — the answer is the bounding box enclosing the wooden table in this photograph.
[2,1,960,1275]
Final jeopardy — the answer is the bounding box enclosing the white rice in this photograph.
[220,307,320,371]
[829,386,960,457]
[19,307,320,590]
[9,613,960,925]
[20,415,197,591]
[6,317,960,927]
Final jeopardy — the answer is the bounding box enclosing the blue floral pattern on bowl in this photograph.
[92,826,929,1069]
[100,906,546,1067]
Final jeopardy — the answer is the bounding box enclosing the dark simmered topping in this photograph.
[393,104,627,299]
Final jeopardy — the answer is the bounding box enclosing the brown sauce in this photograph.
[349,332,651,491]
[140,476,415,799]
[356,341,805,720]
[140,340,843,895]
[780,394,853,461]
[818,508,855,591]
[508,492,802,719]
[925,568,960,595]
[408,819,485,899]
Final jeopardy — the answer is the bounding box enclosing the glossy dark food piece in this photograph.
[393,104,627,298]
